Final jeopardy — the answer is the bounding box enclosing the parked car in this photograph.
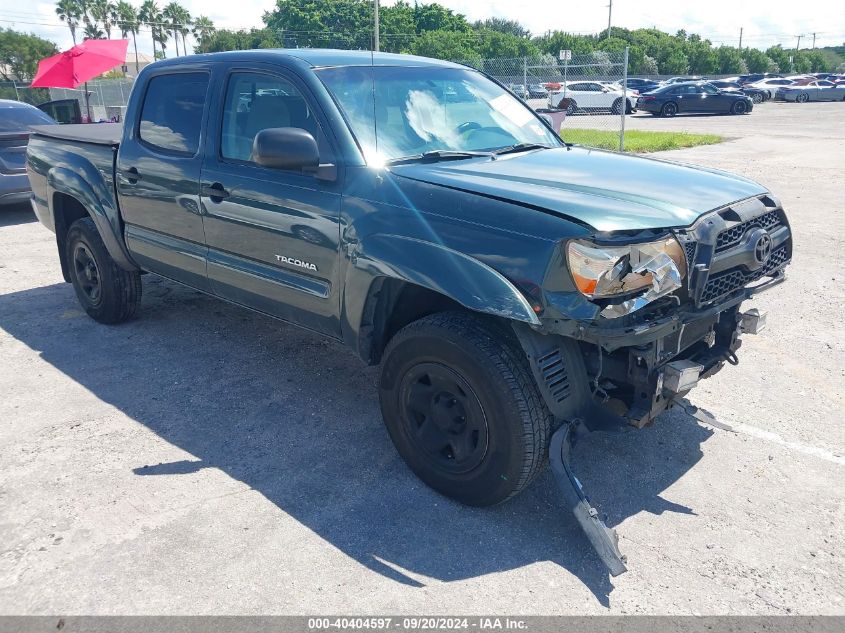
[636,81,754,116]
[26,50,792,577]
[549,81,636,114]
[527,83,549,98]
[709,80,768,104]
[508,83,529,99]
[776,80,845,102]
[0,99,56,206]
[737,73,783,85]
[623,77,660,92]
[663,75,707,85]
[745,78,798,99]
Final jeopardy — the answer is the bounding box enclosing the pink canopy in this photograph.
[31,39,129,88]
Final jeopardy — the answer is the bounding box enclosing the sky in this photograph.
[1,0,843,56]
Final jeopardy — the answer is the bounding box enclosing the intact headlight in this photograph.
[566,236,687,299]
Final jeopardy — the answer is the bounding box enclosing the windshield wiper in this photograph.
[492,142,553,155]
[385,149,493,165]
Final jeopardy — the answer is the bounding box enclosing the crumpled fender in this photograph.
[47,166,138,272]
[349,233,541,325]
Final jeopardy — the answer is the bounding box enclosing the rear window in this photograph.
[139,72,209,154]
[0,105,55,132]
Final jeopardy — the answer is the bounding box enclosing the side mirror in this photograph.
[252,127,319,171]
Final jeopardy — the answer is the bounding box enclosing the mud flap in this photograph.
[549,422,628,576]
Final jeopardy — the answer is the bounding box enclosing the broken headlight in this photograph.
[566,236,687,318]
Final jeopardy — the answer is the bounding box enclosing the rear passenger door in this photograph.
[199,67,343,337]
[117,67,212,291]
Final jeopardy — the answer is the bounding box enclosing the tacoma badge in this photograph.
[275,255,317,271]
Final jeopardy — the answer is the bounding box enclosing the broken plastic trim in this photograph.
[599,251,683,319]
[549,422,628,576]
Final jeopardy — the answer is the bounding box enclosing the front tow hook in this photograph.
[549,422,628,576]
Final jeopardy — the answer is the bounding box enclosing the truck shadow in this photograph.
[0,203,37,227]
[0,277,713,607]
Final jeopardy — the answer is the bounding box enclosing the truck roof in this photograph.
[153,49,464,70]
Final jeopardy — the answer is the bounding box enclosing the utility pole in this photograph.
[738,27,743,49]
[373,0,380,52]
[811,33,816,49]
[606,0,612,39]
[795,34,802,51]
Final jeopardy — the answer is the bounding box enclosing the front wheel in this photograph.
[379,312,551,507]
[611,98,623,115]
[751,93,763,104]
[731,100,749,115]
[66,217,141,324]
[797,93,809,103]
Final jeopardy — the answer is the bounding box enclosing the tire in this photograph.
[751,93,763,104]
[661,102,678,117]
[797,93,809,103]
[66,217,141,324]
[565,99,578,115]
[611,98,623,115]
[379,312,552,507]
[731,100,748,115]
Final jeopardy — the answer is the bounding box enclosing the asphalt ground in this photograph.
[0,101,843,614]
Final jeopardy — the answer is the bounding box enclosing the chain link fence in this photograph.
[1,79,134,122]
[2,48,631,147]
[458,49,631,149]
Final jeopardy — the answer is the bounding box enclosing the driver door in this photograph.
[199,67,343,336]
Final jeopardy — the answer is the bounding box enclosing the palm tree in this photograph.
[139,0,162,59]
[162,3,187,57]
[191,15,215,49]
[89,0,116,38]
[116,1,140,72]
[83,22,105,40]
[176,6,192,55]
[56,0,82,45]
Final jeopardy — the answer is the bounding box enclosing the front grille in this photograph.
[700,246,789,304]
[715,209,782,253]
[683,240,697,266]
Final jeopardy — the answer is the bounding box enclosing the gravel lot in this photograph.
[1,102,843,615]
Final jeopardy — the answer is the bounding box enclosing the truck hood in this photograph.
[389,147,768,232]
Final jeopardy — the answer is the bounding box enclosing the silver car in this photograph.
[1,100,56,206]
[776,80,845,102]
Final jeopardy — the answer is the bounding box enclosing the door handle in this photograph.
[119,166,141,184]
[201,182,230,201]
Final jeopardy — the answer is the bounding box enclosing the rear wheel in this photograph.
[611,98,623,115]
[66,217,141,324]
[661,102,678,117]
[379,312,552,507]
[565,99,578,115]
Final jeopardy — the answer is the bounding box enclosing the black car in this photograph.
[709,80,768,104]
[637,81,754,117]
[623,77,660,92]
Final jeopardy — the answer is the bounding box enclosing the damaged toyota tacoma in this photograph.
[26,50,792,576]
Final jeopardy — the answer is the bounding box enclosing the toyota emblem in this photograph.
[754,233,772,265]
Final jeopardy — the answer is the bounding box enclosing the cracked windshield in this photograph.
[318,65,561,163]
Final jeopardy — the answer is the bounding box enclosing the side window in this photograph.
[568,83,587,91]
[139,72,209,154]
[220,72,332,165]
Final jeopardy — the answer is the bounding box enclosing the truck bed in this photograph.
[30,123,122,146]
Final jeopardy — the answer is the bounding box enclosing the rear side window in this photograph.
[139,72,209,154]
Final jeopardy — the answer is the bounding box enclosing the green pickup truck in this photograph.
[26,50,792,576]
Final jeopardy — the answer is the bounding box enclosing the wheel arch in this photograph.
[343,234,541,365]
[47,167,138,281]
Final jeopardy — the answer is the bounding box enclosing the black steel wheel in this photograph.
[379,312,552,507]
[661,101,678,117]
[398,362,489,474]
[66,217,141,324]
[72,242,102,305]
